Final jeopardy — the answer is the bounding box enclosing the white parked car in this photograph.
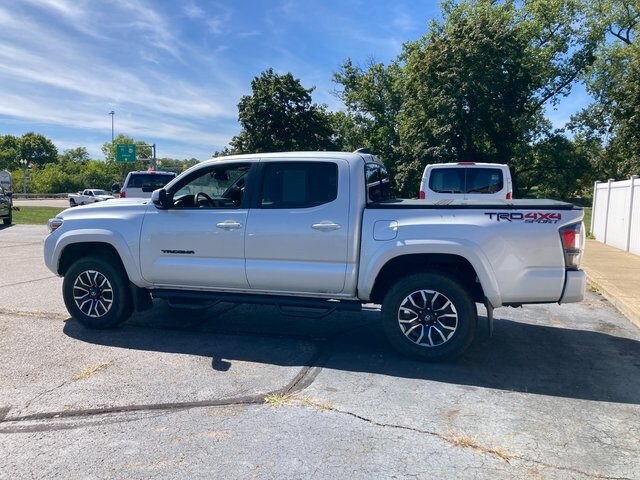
[68,189,114,207]
[419,162,513,200]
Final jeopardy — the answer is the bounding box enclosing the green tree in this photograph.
[1,133,58,170]
[230,68,339,153]
[515,134,591,199]
[571,0,640,180]
[29,163,83,194]
[0,135,21,170]
[332,0,600,197]
[396,0,597,196]
[20,132,58,166]
[59,147,91,163]
[157,157,199,173]
[333,59,404,177]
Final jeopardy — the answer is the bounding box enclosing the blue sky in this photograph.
[0,0,589,161]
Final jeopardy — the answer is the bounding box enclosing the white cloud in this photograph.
[25,0,85,19]
[392,10,419,32]
[183,2,205,19]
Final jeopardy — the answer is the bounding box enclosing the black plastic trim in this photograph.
[151,289,362,312]
[368,199,579,210]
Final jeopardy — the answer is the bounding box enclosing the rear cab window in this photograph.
[365,162,393,203]
[129,173,177,190]
[428,167,504,194]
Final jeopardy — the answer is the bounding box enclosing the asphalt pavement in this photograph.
[3,303,639,479]
[0,220,639,479]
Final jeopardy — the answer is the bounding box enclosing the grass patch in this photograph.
[582,207,592,234]
[75,361,113,380]
[264,393,334,411]
[11,206,65,225]
[444,430,511,462]
[298,396,334,411]
[264,393,294,408]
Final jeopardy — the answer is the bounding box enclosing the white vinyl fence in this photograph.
[591,176,640,256]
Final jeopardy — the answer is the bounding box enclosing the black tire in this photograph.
[2,212,10,225]
[69,199,76,207]
[381,273,477,361]
[63,256,133,329]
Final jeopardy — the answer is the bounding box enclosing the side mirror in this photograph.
[6,191,12,197]
[152,188,172,209]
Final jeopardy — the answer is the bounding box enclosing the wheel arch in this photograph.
[59,242,127,278]
[368,253,486,305]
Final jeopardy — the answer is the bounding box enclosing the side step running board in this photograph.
[152,289,362,318]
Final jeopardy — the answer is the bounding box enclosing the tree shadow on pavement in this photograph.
[63,301,640,405]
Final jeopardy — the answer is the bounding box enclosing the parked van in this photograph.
[419,162,513,200]
[119,170,177,198]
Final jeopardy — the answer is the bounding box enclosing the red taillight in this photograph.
[506,192,512,200]
[562,229,576,249]
[457,162,476,165]
[559,223,583,269]
[419,191,425,199]
[120,191,126,198]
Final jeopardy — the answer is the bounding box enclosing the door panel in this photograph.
[245,160,350,293]
[139,162,253,289]
[140,208,249,288]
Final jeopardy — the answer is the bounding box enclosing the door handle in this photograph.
[216,220,243,230]
[312,222,341,232]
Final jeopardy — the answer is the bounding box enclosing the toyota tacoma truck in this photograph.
[44,151,586,361]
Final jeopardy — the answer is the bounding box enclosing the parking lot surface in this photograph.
[1,224,639,479]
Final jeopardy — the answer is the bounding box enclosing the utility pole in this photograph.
[109,111,115,143]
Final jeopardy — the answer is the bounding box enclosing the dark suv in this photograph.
[0,186,12,225]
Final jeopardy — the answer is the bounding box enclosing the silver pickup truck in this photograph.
[44,151,586,360]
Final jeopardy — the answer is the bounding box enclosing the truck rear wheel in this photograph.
[381,273,477,361]
[63,256,132,329]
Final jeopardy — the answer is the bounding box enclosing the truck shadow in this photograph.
[63,301,640,405]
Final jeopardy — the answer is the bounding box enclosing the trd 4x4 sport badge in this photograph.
[484,212,562,224]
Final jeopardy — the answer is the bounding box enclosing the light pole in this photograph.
[109,110,115,143]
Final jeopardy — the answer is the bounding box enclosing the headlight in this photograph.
[48,217,63,233]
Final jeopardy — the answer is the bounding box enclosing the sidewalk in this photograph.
[582,239,640,330]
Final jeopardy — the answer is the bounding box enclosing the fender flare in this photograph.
[358,238,502,307]
[51,228,144,285]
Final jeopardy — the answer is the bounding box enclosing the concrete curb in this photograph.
[585,274,640,331]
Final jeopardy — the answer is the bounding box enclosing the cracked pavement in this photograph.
[1,225,639,479]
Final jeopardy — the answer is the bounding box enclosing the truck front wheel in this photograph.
[63,256,132,329]
[381,273,477,361]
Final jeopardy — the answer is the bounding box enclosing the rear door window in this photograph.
[259,162,338,209]
[465,168,503,193]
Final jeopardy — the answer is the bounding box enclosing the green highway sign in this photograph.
[116,144,137,162]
